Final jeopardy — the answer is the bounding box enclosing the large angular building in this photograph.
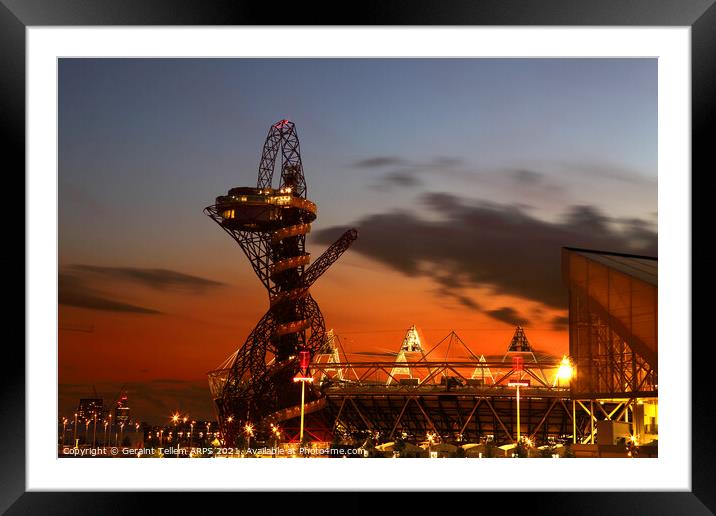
[562,247,658,445]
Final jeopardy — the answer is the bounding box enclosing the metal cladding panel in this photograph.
[562,248,657,399]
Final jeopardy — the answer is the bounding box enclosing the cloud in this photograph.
[59,273,161,314]
[432,157,463,168]
[357,156,656,225]
[510,169,544,186]
[70,265,225,293]
[353,155,463,170]
[551,315,569,330]
[314,192,656,310]
[449,292,480,310]
[360,155,463,190]
[353,156,407,168]
[486,307,530,326]
[433,284,481,310]
[562,162,656,186]
[382,171,423,188]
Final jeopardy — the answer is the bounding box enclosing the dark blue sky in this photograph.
[59,58,656,269]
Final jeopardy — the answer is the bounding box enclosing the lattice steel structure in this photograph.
[562,247,658,400]
[291,354,603,446]
[271,326,576,445]
[205,120,357,444]
[561,247,658,446]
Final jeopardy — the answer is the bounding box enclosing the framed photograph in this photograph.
[5,0,710,512]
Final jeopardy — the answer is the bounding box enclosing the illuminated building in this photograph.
[76,398,104,421]
[114,391,131,424]
[562,247,658,454]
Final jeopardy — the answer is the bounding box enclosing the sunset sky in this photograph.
[58,58,657,423]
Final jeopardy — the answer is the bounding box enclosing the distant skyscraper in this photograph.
[114,391,130,424]
[77,398,104,421]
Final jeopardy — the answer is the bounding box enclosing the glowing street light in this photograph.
[73,412,78,446]
[92,412,98,447]
[244,422,254,453]
[627,434,640,457]
[508,378,530,444]
[61,417,68,446]
[293,349,314,442]
[553,355,575,387]
[426,432,437,458]
[270,423,282,450]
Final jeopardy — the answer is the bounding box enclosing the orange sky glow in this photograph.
[59,252,568,422]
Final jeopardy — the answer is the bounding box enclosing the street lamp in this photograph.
[61,418,67,446]
[92,412,98,447]
[244,423,254,454]
[293,349,314,443]
[84,419,90,445]
[508,379,530,445]
[270,423,281,452]
[426,432,436,458]
[104,421,109,447]
[73,413,78,447]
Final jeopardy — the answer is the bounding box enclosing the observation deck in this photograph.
[211,186,317,232]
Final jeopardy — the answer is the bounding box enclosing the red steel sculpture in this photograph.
[205,120,357,445]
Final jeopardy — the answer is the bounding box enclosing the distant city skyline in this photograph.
[59,58,657,423]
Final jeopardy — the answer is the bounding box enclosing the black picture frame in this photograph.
[3,0,710,513]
